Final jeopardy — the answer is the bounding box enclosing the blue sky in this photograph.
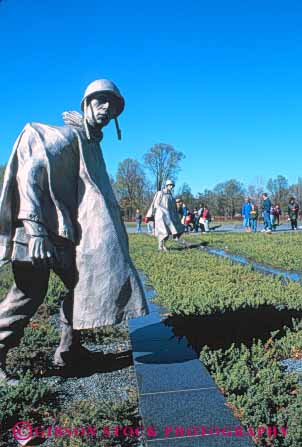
[0,0,302,194]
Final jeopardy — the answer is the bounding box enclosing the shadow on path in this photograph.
[44,349,133,378]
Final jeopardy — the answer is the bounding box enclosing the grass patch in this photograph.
[130,233,302,447]
[200,340,301,447]
[184,232,302,271]
[129,234,302,315]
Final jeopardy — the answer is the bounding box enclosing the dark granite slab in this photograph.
[128,275,254,447]
[129,321,177,342]
[132,337,197,363]
[131,336,215,393]
[139,388,248,439]
[135,360,216,394]
[128,310,161,328]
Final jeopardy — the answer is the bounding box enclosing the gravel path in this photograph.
[46,316,138,404]
[19,316,147,447]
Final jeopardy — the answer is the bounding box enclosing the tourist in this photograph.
[147,219,154,234]
[242,197,252,232]
[176,198,184,219]
[135,208,142,233]
[193,207,200,232]
[184,210,193,232]
[288,197,299,230]
[200,205,211,233]
[146,180,184,251]
[270,204,277,231]
[182,203,188,224]
[261,193,272,233]
[198,204,204,217]
[274,204,282,225]
[249,204,259,232]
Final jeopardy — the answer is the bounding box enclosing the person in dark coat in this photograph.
[288,197,299,230]
[261,193,272,233]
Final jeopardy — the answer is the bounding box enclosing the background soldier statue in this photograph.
[0,79,149,384]
[146,179,184,251]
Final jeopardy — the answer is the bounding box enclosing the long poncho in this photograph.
[146,188,184,241]
[0,116,149,329]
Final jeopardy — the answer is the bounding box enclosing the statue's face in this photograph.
[86,95,115,128]
[167,184,174,191]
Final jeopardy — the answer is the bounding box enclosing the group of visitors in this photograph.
[175,200,211,233]
[136,185,301,245]
[242,194,299,232]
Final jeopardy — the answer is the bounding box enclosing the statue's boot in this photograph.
[0,350,19,386]
[158,240,168,251]
[53,323,97,367]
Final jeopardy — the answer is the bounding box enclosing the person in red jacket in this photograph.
[199,205,211,233]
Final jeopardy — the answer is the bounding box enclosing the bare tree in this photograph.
[291,177,302,205]
[266,175,289,208]
[176,182,195,208]
[143,143,185,191]
[115,158,147,219]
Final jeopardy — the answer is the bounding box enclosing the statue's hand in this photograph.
[28,236,56,267]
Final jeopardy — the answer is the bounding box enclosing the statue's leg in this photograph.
[52,241,94,367]
[158,238,168,251]
[0,261,50,383]
[53,288,98,367]
[53,289,77,367]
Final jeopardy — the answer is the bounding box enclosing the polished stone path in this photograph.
[128,276,255,446]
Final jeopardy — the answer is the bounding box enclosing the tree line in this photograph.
[0,145,300,220]
[112,144,302,219]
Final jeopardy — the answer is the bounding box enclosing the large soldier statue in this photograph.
[146,179,184,251]
[0,79,149,384]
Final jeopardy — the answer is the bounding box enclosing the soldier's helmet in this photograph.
[81,79,125,118]
[165,179,175,187]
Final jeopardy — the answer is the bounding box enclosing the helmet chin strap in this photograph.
[83,98,91,141]
[114,117,122,140]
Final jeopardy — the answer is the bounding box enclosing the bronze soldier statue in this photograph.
[0,79,149,384]
[146,179,184,251]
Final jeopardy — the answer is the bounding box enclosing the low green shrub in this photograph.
[130,234,302,447]
[200,340,302,447]
[51,395,143,447]
[44,272,68,315]
[80,325,129,345]
[6,321,60,376]
[0,264,13,303]
[184,232,302,271]
[280,387,302,446]
[0,371,58,447]
[271,319,302,361]
[129,234,302,315]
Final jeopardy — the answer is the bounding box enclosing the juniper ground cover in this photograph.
[129,233,302,447]
[184,231,302,271]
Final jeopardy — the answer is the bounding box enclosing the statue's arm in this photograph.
[15,141,55,263]
[17,158,47,225]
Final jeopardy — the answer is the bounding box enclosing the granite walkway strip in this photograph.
[128,276,255,447]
